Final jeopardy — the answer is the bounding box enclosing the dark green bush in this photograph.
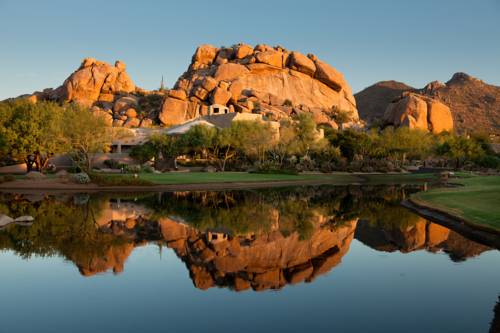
[103,159,122,169]
[476,155,500,169]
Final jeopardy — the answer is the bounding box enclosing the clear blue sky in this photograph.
[1,0,499,100]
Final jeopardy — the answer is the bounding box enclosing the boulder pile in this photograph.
[383,92,453,133]
[27,58,162,128]
[24,44,362,129]
[159,43,360,127]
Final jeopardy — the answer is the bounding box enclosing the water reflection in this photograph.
[0,186,494,291]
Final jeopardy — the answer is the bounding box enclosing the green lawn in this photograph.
[92,171,443,186]
[411,175,500,231]
[99,171,362,185]
[360,172,438,185]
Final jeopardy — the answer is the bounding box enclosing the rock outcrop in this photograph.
[159,43,359,127]
[27,58,164,128]
[355,80,414,123]
[424,73,500,135]
[355,219,491,261]
[383,92,454,133]
[356,73,500,135]
[57,58,135,106]
[160,216,358,291]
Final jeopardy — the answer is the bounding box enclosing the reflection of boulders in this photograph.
[75,243,135,277]
[355,219,491,261]
[69,201,160,277]
[441,232,492,262]
[160,217,357,291]
[491,297,500,333]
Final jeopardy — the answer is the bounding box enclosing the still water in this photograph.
[0,186,498,333]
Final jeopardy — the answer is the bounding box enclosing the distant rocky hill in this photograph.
[355,73,500,135]
[19,43,361,129]
[422,73,500,135]
[355,80,414,123]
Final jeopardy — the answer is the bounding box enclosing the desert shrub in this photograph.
[283,99,293,107]
[141,165,154,173]
[71,172,91,184]
[103,159,121,169]
[126,165,141,173]
[67,166,82,173]
[475,155,500,169]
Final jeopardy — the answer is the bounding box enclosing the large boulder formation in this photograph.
[355,80,414,123]
[55,58,135,106]
[27,58,165,128]
[159,43,360,127]
[160,216,358,291]
[383,92,453,133]
[356,73,500,135]
[355,219,491,261]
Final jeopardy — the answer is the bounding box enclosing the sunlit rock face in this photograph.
[159,43,360,127]
[160,216,358,291]
[24,58,163,128]
[75,243,135,277]
[355,219,491,261]
[383,92,453,133]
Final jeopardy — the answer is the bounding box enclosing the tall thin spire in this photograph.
[160,75,165,91]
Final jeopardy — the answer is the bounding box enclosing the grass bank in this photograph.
[0,171,441,192]
[411,175,500,232]
[91,171,363,185]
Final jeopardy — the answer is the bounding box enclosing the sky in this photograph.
[0,0,499,100]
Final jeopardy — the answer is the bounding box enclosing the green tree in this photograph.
[435,134,485,168]
[180,124,218,159]
[61,105,111,172]
[0,100,69,171]
[129,142,156,164]
[329,129,372,161]
[148,133,181,169]
[215,127,238,171]
[269,120,297,167]
[378,127,434,163]
[230,121,274,164]
[331,106,354,130]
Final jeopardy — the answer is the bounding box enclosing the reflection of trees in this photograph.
[0,185,492,285]
[139,186,414,239]
[0,194,138,278]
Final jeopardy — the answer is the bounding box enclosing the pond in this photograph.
[0,186,499,333]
